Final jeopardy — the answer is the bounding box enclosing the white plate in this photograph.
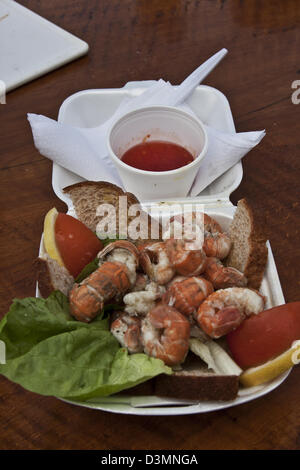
[44,83,289,415]
[38,203,289,416]
[0,0,88,92]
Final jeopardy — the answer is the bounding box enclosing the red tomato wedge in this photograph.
[226,302,300,369]
[55,213,103,278]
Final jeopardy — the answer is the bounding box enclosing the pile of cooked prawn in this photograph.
[68,213,265,367]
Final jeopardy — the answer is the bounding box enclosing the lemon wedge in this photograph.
[43,207,64,267]
[240,340,300,387]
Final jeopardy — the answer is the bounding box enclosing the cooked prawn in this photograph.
[131,273,149,292]
[110,312,143,354]
[196,287,265,338]
[97,240,140,285]
[165,238,207,277]
[203,233,232,259]
[163,212,204,249]
[167,212,231,260]
[123,281,165,316]
[162,276,214,318]
[141,304,190,366]
[202,214,232,259]
[69,261,133,322]
[166,275,189,287]
[139,242,175,285]
[205,257,247,289]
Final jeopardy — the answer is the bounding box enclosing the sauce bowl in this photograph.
[107,105,208,201]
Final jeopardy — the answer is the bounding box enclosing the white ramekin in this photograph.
[107,105,208,200]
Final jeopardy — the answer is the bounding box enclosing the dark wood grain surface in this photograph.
[1,0,299,450]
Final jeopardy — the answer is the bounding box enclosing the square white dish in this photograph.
[52,82,243,206]
[0,0,88,92]
[37,202,288,416]
[41,82,289,415]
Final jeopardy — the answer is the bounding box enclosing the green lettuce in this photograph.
[75,257,99,283]
[75,237,120,283]
[0,291,171,400]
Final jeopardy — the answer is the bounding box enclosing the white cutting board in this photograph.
[0,0,89,92]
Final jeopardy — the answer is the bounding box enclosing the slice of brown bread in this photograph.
[118,354,239,402]
[63,181,162,242]
[118,379,155,397]
[153,352,239,401]
[63,181,138,232]
[154,369,239,401]
[34,255,74,298]
[226,198,268,290]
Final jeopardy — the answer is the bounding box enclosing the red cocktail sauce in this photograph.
[120,140,194,172]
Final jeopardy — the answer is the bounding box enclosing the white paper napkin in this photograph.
[189,127,265,196]
[27,52,265,197]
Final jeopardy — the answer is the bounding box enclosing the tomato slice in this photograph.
[55,213,103,278]
[226,302,300,369]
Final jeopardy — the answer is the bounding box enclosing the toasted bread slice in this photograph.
[119,352,239,402]
[63,181,139,232]
[63,181,162,243]
[34,254,74,298]
[226,198,268,290]
[153,352,239,401]
[154,369,239,401]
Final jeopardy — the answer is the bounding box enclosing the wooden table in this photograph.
[1,0,299,450]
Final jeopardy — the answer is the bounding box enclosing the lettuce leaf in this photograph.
[75,258,99,283]
[75,237,120,283]
[0,291,171,399]
[0,291,107,360]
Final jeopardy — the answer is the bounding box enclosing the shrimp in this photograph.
[204,257,247,289]
[69,261,132,322]
[69,241,139,322]
[131,273,149,292]
[202,214,232,259]
[166,275,189,287]
[165,238,207,277]
[135,240,157,251]
[123,281,166,316]
[141,304,190,366]
[110,312,143,354]
[162,276,214,318]
[139,242,175,285]
[97,240,140,285]
[196,287,265,338]
[168,212,231,260]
